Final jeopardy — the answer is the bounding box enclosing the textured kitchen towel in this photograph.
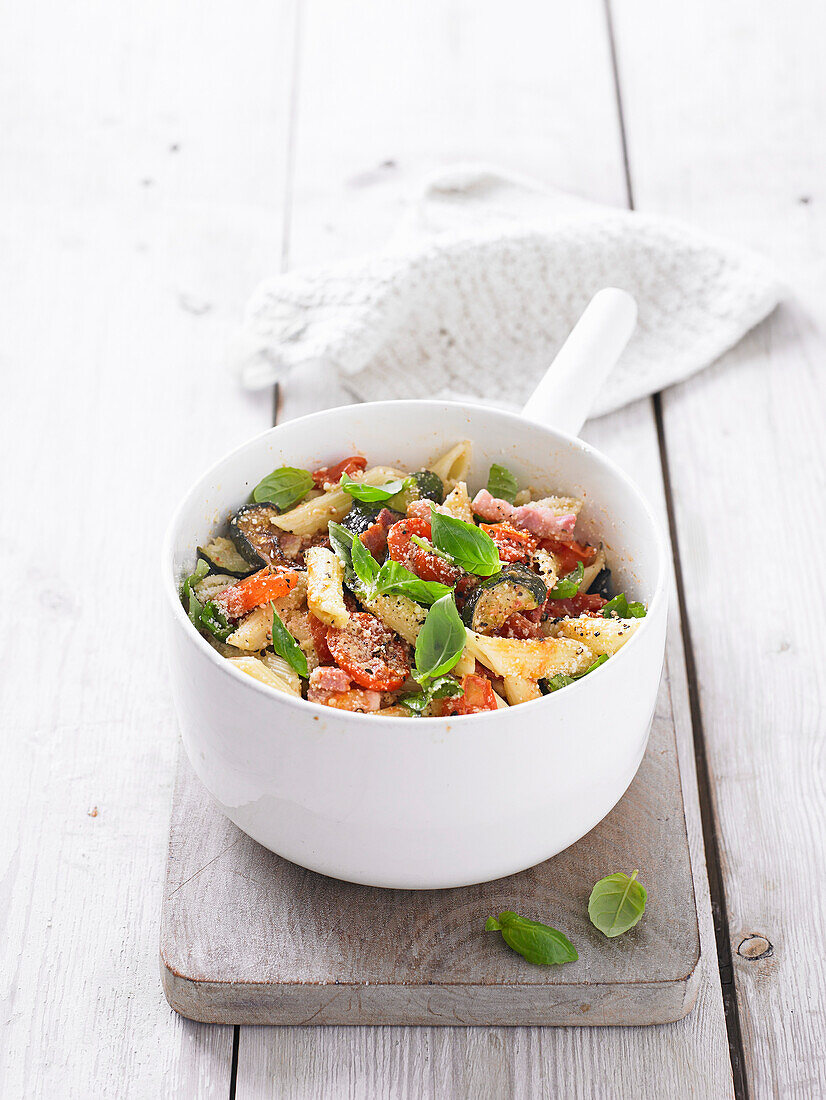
[236,165,782,416]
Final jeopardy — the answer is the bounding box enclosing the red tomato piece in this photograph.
[214,566,299,619]
[327,612,411,691]
[307,613,334,663]
[386,517,460,584]
[495,612,544,639]
[443,674,498,716]
[311,455,368,487]
[480,522,538,563]
[539,536,598,575]
[545,592,607,619]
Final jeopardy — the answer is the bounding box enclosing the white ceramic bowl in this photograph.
[163,400,668,889]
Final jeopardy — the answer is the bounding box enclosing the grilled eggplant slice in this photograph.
[228,503,285,567]
[341,501,382,536]
[461,563,547,633]
[587,566,612,599]
[197,537,256,578]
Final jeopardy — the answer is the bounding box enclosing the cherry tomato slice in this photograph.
[215,566,299,619]
[327,612,411,691]
[480,522,538,563]
[307,613,334,663]
[545,592,607,619]
[539,537,598,576]
[311,455,367,487]
[443,674,498,716]
[386,518,460,585]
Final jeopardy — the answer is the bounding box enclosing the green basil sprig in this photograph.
[399,594,467,714]
[602,593,646,619]
[548,560,584,599]
[340,472,412,504]
[329,522,452,606]
[588,870,647,937]
[252,466,314,511]
[486,462,519,504]
[181,560,234,641]
[428,506,502,577]
[543,653,607,693]
[485,912,578,966]
[270,602,308,679]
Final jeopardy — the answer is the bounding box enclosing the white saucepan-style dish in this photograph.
[163,289,668,889]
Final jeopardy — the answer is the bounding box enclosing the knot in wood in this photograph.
[737,934,773,960]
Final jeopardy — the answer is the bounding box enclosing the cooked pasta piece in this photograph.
[227,605,271,651]
[194,572,236,603]
[363,593,426,646]
[581,545,606,592]
[258,651,303,695]
[556,616,641,656]
[439,481,474,523]
[227,655,301,697]
[464,629,595,679]
[533,495,583,517]
[429,440,472,489]
[274,466,406,535]
[513,489,533,506]
[305,546,350,628]
[492,689,509,709]
[452,648,477,676]
[503,675,542,705]
[531,547,559,590]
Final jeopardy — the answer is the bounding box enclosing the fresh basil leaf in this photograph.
[485,911,578,966]
[199,601,234,642]
[602,592,646,619]
[270,603,308,679]
[252,466,314,511]
[542,653,608,693]
[375,559,453,606]
[486,463,519,505]
[413,594,467,683]
[588,870,647,938]
[400,675,462,715]
[182,559,210,625]
[350,532,381,593]
[340,472,411,503]
[328,521,354,565]
[549,560,584,599]
[429,507,501,577]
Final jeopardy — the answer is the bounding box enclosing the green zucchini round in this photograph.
[461,563,547,633]
[197,536,256,578]
[386,469,444,511]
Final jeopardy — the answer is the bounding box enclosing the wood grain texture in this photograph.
[236,0,733,1094]
[162,683,699,1026]
[611,1,826,1095]
[0,0,297,1095]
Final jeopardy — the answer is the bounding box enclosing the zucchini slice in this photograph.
[386,469,445,511]
[228,503,285,567]
[197,536,256,578]
[461,563,547,633]
[341,501,381,536]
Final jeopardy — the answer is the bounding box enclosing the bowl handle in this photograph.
[521,287,637,437]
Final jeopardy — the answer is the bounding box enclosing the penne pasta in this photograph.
[503,675,542,705]
[306,547,350,628]
[464,629,595,680]
[429,440,472,489]
[227,655,301,697]
[556,616,641,657]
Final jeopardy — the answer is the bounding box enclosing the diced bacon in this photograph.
[309,666,352,693]
[313,688,383,712]
[472,489,514,523]
[511,502,578,537]
[361,522,388,560]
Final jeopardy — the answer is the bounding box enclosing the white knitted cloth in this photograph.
[237,166,782,416]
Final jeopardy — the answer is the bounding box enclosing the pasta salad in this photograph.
[181,441,646,716]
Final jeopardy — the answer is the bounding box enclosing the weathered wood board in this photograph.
[160,664,700,1027]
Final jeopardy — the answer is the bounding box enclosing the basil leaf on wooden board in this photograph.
[340,472,411,503]
[198,601,234,642]
[429,507,502,577]
[549,560,584,598]
[602,592,646,619]
[399,675,463,715]
[485,911,578,966]
[270,603,309,679]
[252,466,314,511]
[542,653,608,693]
[486,463,520,504]
[413,594,467,683]
[376,559,453,606]
[588,870,647,937]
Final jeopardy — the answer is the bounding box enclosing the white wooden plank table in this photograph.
[1,0,823,1096]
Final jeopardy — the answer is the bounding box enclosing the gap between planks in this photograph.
[603,0,748,1094]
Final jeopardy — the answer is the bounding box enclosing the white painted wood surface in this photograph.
[1,0,822,1095]
[612,2,826,1094]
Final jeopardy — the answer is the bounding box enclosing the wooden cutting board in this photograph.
[160,668,700,1027]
